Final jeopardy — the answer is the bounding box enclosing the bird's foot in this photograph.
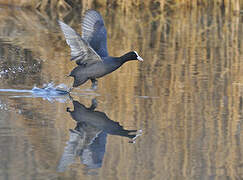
[91,79,98,90]
[68,87,73,92]
[91,84,97,90]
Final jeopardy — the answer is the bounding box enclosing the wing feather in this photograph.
[81,10,108,57]
[58,20,102,65]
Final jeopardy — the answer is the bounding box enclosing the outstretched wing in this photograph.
[82,10,108,57]
[58,20,102,66]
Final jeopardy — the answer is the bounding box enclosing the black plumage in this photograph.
[58,10,143,89]
[67,99,138,138]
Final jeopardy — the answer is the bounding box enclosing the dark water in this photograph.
[0,5,242,180]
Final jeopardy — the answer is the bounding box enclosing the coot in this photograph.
[58,10,143,89]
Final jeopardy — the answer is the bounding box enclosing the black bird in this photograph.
[66,99,138,138]
[57,99,141,170]
[58,10,143,89]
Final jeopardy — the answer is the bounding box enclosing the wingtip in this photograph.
[84,9,99,15]
[57,20,63,25]
[58,20,70,29]
[82,9,103,23]
[57,20,66,29]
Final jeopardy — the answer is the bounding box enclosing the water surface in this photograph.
[0,4,242,180]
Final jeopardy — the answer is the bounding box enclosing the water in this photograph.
[0,4,242,180]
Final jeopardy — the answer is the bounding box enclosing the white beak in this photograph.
[134,51,143,62]
[137,55,143,62]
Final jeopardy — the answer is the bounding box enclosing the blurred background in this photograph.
[0,0,242,180]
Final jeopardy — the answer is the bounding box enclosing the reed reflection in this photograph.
[57,98,141,171]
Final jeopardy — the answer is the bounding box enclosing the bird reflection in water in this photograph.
[57,99,142,171]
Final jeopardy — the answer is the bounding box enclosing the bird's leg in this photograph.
[68,87,73,92]
[89,98,97,111]
[91,79,98,90]
[68,94,73,101]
